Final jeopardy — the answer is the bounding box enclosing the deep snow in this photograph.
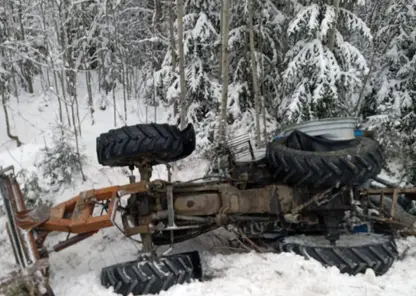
[1,74,416,296]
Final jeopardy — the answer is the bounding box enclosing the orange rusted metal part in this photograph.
[364,187,416,200]
[15,181,149,234]
[4,175,42,263]
[15,205,51,230]
[362,187,416,221]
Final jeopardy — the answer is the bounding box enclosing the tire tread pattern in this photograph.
[278,235,398,276]
[96,123,196,167]
[266,136,383,189]
[101,252,202,296]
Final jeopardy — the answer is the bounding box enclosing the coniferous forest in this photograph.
[0,0,415,183]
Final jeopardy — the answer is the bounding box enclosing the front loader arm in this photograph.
[15,181,149,234]
[1,166,150,295]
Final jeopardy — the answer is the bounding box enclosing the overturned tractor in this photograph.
[1,118,415,296]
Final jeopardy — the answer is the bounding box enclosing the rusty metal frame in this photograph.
[0,166,152,262]
[15,182,149,234]
[360,187,416,235]
[2,173,40,265]
[4,157,416,263]
[362,187,416,218]
[364,187,416,199]
[3,157,416,296]
[1,167,56,295]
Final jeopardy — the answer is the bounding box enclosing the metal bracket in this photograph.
[161,167,199,231]
[290,188,333,214]
[166,184,175,228]
[1,176,28,268]
[0,165,15,176]
[390,188,399,218]
[1,169,55,295]
[165,164,176,247]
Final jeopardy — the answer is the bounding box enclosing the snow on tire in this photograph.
[277,233,398,276]
[266,131,383,189]
[96,123,196,167]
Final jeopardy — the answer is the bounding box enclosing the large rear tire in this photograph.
[277,233,397,276]
[266,131,383,189]
[101,251,202,296]
[96,123,196,167]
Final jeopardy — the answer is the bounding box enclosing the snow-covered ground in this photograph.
[1,76,416,296]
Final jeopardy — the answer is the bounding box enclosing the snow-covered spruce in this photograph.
[281,2,372,124]
[363,0,416,185]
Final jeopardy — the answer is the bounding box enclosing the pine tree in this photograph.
[280,0,372,125]
[147,0,222,151]
[366,0,416,184]
[225,0,284,141]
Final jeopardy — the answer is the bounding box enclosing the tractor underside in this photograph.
[1,120,416,296]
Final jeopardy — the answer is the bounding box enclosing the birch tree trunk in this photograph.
[176,0,187,129]
[71,103,86,181]
[40,1,51,89]
[126,64,131,101]
[168,0,177,70]
[53,69,64,125]
[217,0,231,145]
[122,59,127,121]
[168,0,178,117]
[262,96,267,144]
[259,22,267,144]
[355,0,383,117]
[1,89,22,147]
[86,69,94,125]
[55,1,71,127]
[218,0,224,76]
[9,50,19,102]
[327,0,340,50]
[113,70,117,127]
[65,35,81,136]
[74,72,82,136]
[17,0,34,94]
[248,0,262,146]
[59,70,71,126]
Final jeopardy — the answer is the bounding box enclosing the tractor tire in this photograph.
[266,131,383,189]
[101,251,202,296]
[277,233,398,276]
[96,123,196,167]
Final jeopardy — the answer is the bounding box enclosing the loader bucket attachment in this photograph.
[0,166,40,267]
[1,167,29,268]
[0,166,54,295]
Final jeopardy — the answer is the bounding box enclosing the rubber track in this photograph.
[277,235,398,276]
[266,136,383,189]
[96,123,195,167]
[101,251,202,296]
